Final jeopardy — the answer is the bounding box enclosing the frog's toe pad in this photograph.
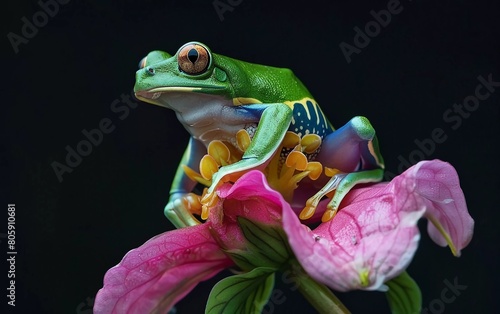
[201,191,220,220]
[322,208,337,222]
[351,116,375,140]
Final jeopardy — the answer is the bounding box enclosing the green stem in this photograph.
[290,261,351,314]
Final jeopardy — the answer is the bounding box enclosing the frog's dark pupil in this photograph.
[187,48,199,63]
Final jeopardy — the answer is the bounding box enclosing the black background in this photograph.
[3,0,499,313]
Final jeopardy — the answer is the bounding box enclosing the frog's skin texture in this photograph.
[134,42,384,228]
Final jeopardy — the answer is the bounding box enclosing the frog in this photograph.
[134,41,385,228]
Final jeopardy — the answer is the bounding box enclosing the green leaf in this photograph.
[206,267,276,314]
[385,271,422,314]
[224,249,261,271]
[234,217,292,268]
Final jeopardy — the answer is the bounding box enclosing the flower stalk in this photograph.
[288,259,351,314]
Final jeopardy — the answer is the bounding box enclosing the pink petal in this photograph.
[412,160,474,256]
[283,189,421,292]
[210,171,285,248]
[283,160,474,291]
[94,224,233,314]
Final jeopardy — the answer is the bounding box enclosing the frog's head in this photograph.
[134,41,310,109]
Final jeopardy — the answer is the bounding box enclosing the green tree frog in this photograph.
[134,42,384,228]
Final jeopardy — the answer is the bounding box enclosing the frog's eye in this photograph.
[177,43,210,75]
[138,56,147,69]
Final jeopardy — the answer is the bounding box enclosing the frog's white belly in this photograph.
[161,92,260,147]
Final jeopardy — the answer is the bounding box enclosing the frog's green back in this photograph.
[212,53,314,104]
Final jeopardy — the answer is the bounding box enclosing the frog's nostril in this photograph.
[146,66,155,76]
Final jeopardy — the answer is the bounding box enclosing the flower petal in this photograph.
[283,160,473,291]
[217,170,286,216]
[210,171,286,249]
[411,160,474,256]
[283,186,421,292]
[94,224,233,314]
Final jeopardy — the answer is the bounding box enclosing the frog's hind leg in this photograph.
[316,116,382,170]
[301,116,384,222]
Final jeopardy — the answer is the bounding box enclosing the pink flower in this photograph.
[95,159,474,313]
[94,171,287,313]
[93,224,233,313]
[282,160,474,291]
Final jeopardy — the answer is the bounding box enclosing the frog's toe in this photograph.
[200,190,220,220]
[300,173,347,221]
[322,197,342,222]
[164,193,203,228]
[321,169,385,222]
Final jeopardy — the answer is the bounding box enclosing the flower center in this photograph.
[359,269,370,287]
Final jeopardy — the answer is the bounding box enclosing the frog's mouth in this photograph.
[134,86,228,109]
[134,86,233,115]
[135,87,202,106]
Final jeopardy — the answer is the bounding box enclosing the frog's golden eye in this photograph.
[138,56,147,69]
[177,43,210,75]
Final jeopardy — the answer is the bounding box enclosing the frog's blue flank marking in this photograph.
[288,99,334,139]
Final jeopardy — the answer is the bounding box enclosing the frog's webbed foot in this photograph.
[300,169,346,220]
[201,163,248,219]
[165,193,203,228]
[301,168,384,222]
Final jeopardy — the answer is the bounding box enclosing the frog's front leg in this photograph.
[165,137,207,228]
[202,104,293,218]
[301,116,385,222]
